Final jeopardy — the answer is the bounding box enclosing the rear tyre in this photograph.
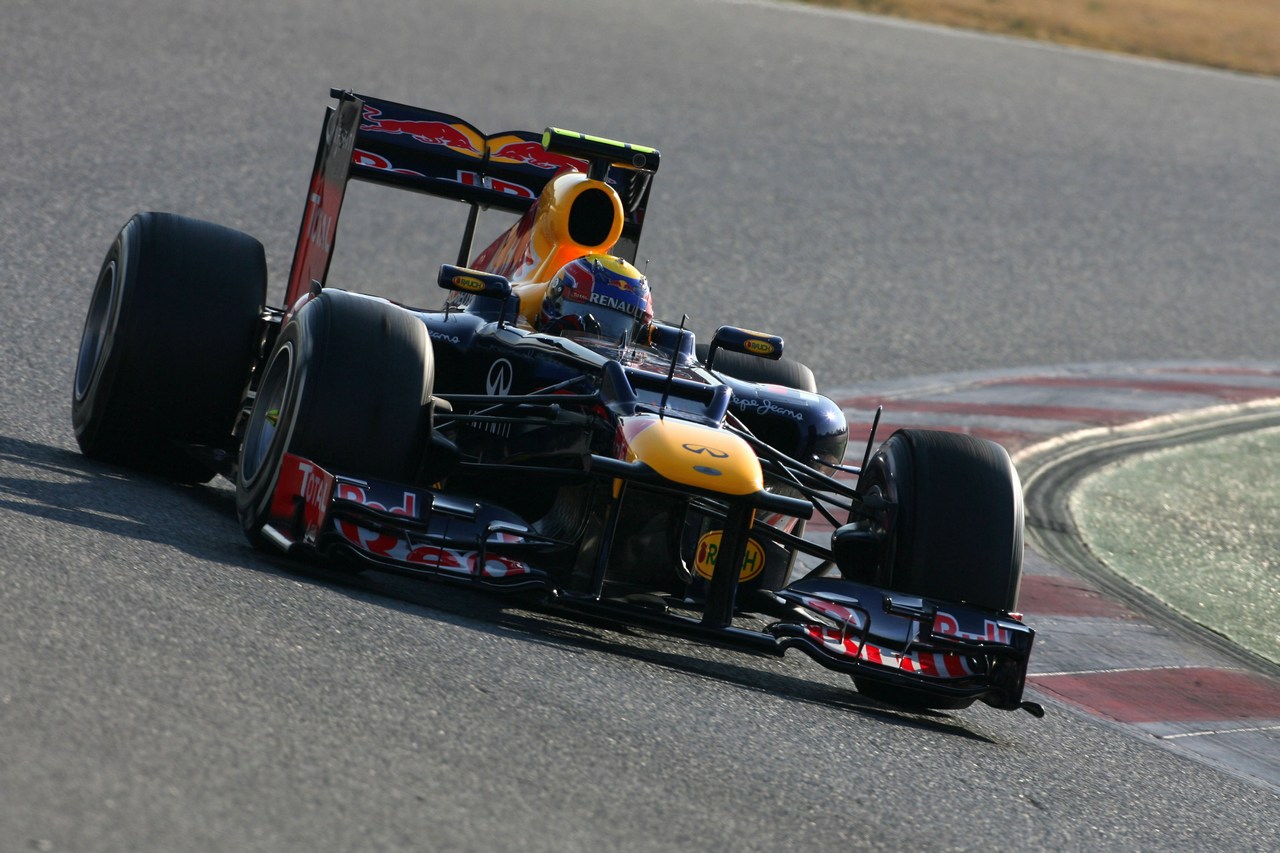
[72,212,266,483]
[850,429,1024,709]
[696,343,817,393]
[235,290,435,547]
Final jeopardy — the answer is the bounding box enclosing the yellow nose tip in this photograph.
[621,416,762,496]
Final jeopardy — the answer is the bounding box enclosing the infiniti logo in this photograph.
[682,443,729,458]
[485,358,513,396]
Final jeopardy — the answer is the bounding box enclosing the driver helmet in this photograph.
[537,253,653,343]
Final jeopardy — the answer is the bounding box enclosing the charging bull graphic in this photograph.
[360,105,484,157]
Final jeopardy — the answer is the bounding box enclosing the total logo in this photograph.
[693,531,765,582]
[303,192,333,253]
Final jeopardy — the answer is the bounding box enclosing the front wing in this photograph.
[258,452,1038,714]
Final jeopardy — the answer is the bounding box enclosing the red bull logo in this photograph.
[360,105,483,157]
[605,276,638,294]
[490,138,588,173]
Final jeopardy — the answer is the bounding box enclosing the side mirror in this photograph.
[705,325,783,371]
[437,265,513,301]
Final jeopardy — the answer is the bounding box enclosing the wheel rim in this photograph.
[240,342,292,485]
[74,259,116,402]
[855,457,900,584]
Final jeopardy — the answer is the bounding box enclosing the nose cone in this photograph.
[619,416,763,496]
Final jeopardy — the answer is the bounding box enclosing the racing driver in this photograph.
[536,253,653,345]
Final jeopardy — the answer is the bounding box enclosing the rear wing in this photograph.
[285,90,659,307]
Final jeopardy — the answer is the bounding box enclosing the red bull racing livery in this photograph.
[71,90,1041,716]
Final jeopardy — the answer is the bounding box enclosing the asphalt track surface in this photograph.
[3,0,1279,850]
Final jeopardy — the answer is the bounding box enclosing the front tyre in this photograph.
[849,429,1024,710]
[72,212,266,483]
[235,290,435,547]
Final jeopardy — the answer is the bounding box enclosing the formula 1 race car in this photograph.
[72,91,1041,715]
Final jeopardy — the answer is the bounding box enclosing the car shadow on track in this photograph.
[0,433,996,744]
[282,562,997,743]
[0,436,250,565]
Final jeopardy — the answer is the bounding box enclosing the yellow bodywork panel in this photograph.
[476,170,626,327]
[620,416,763,497]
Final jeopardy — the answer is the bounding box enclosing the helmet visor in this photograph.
[548,299,640,343]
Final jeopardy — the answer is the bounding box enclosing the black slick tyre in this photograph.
[855,429,1024,610]
[850,429,1025,710]
[235,289,435,548]
[72,212,266,483]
